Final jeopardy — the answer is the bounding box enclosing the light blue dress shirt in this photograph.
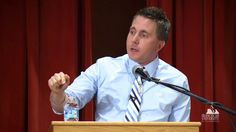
[65,54,190,122]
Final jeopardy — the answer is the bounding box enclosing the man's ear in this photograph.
[157,41,165,52]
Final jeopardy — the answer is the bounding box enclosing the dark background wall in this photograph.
[92,0,146,62]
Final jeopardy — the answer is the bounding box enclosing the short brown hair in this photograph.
[134,7,171,42]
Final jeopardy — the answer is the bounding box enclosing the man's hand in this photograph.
[48,72,70,94]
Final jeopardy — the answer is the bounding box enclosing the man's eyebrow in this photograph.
[140,30,149,34]
[129,26,135,30]
[129,27,149,35]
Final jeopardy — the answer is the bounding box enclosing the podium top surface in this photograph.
[51,121,201,127]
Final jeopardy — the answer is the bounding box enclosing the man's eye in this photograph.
[130,30,134,35]
[140,33,147,38]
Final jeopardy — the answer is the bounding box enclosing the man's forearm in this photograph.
[50,92,68,113]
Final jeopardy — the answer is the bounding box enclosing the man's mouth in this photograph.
[130,48,139,52]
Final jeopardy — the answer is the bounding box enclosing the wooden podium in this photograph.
[50,121,201,132]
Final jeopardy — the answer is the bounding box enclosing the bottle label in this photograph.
[64,108,79,121]
[64,96,79,121]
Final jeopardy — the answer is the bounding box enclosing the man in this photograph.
[48,7,190,122]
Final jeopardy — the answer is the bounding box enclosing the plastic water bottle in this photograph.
[64,97,79,121]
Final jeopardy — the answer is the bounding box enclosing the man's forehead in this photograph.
[130,16,157,33]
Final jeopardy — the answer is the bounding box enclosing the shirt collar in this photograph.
[127,56,159,77]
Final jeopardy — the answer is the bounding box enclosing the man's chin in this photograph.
[128,55,140,63]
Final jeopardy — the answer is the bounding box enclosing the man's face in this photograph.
[126,15,165,65]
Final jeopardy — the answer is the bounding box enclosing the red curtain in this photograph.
[0,0,92,131]
[0,0,236,132]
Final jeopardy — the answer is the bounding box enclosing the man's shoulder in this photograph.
[96,54,128,64]
[94,54,128,70]
[157,59,189,90]
[158,59,187,80]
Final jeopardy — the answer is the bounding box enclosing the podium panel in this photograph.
[50,121,201,132]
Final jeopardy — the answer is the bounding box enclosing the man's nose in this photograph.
[132,34,139,44]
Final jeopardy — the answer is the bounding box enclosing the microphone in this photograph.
[132,65,151,81]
